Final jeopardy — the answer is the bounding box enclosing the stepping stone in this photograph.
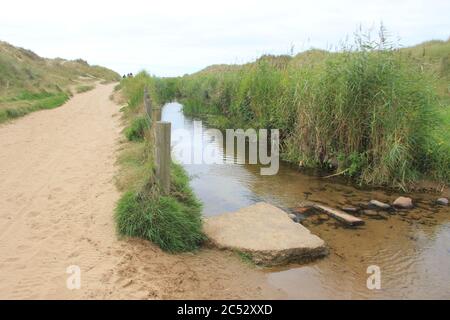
[203,202,328,266]
[369,200,391,210]
[342,206,359,213]
[313,204,364,226]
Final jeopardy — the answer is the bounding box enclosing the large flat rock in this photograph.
[203,202,328,266]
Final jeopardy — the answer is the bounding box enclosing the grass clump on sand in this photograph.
[151,29,450,190]
[75,85,95,94]
[115,163,204,252]
[115,72,204,253]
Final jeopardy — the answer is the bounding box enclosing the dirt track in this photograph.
[0,83,281,299]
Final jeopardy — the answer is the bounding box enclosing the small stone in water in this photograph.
[378,212,389,220]
[288,213,297,221]
[363,210,379,217]
[369,200,391,210]
[342,206,359,213]
[436,198,448,206]
[393,197,413,209]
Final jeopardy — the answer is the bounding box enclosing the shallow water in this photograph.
[162,102,450,299]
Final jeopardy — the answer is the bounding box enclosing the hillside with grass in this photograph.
[0,40,120,123]
[149,34,450,190]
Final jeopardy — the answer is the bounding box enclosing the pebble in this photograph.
[410,213,421,220]
[318,214,330,222]
[393,196,413,209]
[369,200,391,210]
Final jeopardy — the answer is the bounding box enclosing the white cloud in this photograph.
[1,0,449,76]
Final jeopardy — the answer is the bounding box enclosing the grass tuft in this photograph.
[124,115,149,141]
[75,85,95,94]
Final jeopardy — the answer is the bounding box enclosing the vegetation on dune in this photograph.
[115,72,204,252]
[149,31,449,189]
[124,115,149,141]
[0,91,69,123]
[0,40,120,123]
[75,84,96,94]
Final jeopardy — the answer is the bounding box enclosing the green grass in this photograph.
[0,92,70,123]
[75,85,95,94]
[124,115,149,141]
[0,40,119,122]
[115,74,204,253]
[149,31,450,189]
[115,162,204,252]
[234,250,255,266]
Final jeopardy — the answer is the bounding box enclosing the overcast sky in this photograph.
[1,0,449,76]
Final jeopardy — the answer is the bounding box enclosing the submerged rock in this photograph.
[436,198,448,206]
[318,214,330,222]
[378,212,389,220]
[363,210,384,219]
[362,210,388,220]
[342,206,359,213]
[203,202,328,266]
[393,197,413,209]
[309,215,321,225]
[291,206,315,215]
[369,200,391,210]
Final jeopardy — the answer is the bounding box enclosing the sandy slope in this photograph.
[0,83,281,299]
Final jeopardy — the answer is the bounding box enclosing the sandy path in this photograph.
[0,84,281,299]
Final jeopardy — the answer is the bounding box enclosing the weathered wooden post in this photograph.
[151,105,162,151]
[155,121,171,194]
[143,86,152,120]
[152,106,162,122]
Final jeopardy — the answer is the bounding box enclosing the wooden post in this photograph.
[151,106,162,147]
[152,106,162,122]
[155,121,171,194]
[143,86,152,121]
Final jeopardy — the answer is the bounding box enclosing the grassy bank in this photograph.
[0,91,70,123]
[0,40,119,123]
[115,73,204,252]
[75,84,96,94]
[150,34,450,190]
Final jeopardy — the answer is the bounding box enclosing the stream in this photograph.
[162,102,450,299]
